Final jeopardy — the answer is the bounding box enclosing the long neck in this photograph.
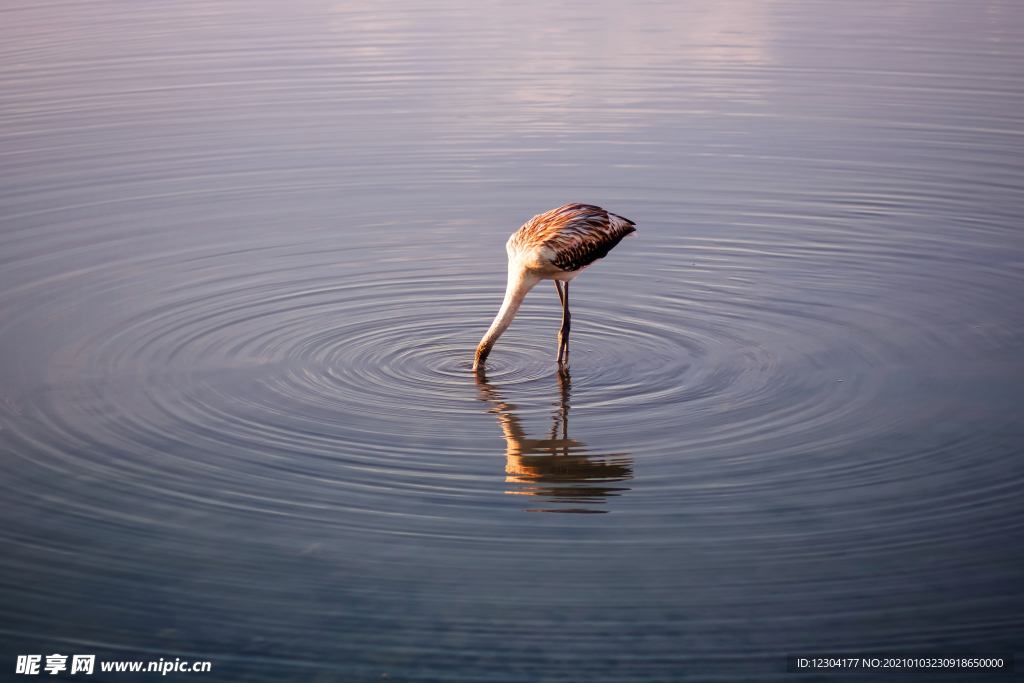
[474,265,536,370]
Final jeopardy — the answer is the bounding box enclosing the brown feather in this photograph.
[510,203,636,272]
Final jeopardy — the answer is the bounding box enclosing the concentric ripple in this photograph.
[13,248,846,470]
[4,217,994,518]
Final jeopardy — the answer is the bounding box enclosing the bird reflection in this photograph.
[475,367,632,513]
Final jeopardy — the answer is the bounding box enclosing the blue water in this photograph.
[1,0,1022,680]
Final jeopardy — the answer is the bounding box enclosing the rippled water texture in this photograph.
[2,0,1023,680]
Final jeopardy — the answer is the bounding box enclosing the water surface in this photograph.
[2,0,1023,680]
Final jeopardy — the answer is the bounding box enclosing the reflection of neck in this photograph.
[474,265,539,369]
[475,369,632,512]
[475,368,581,456]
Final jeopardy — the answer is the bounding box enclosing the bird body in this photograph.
[473,204,635,370]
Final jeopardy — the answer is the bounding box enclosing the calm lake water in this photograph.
[2,0,1022,680]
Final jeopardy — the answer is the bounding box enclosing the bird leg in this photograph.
[556,281,570,365]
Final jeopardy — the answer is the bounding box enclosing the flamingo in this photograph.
[473,203,636,370]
